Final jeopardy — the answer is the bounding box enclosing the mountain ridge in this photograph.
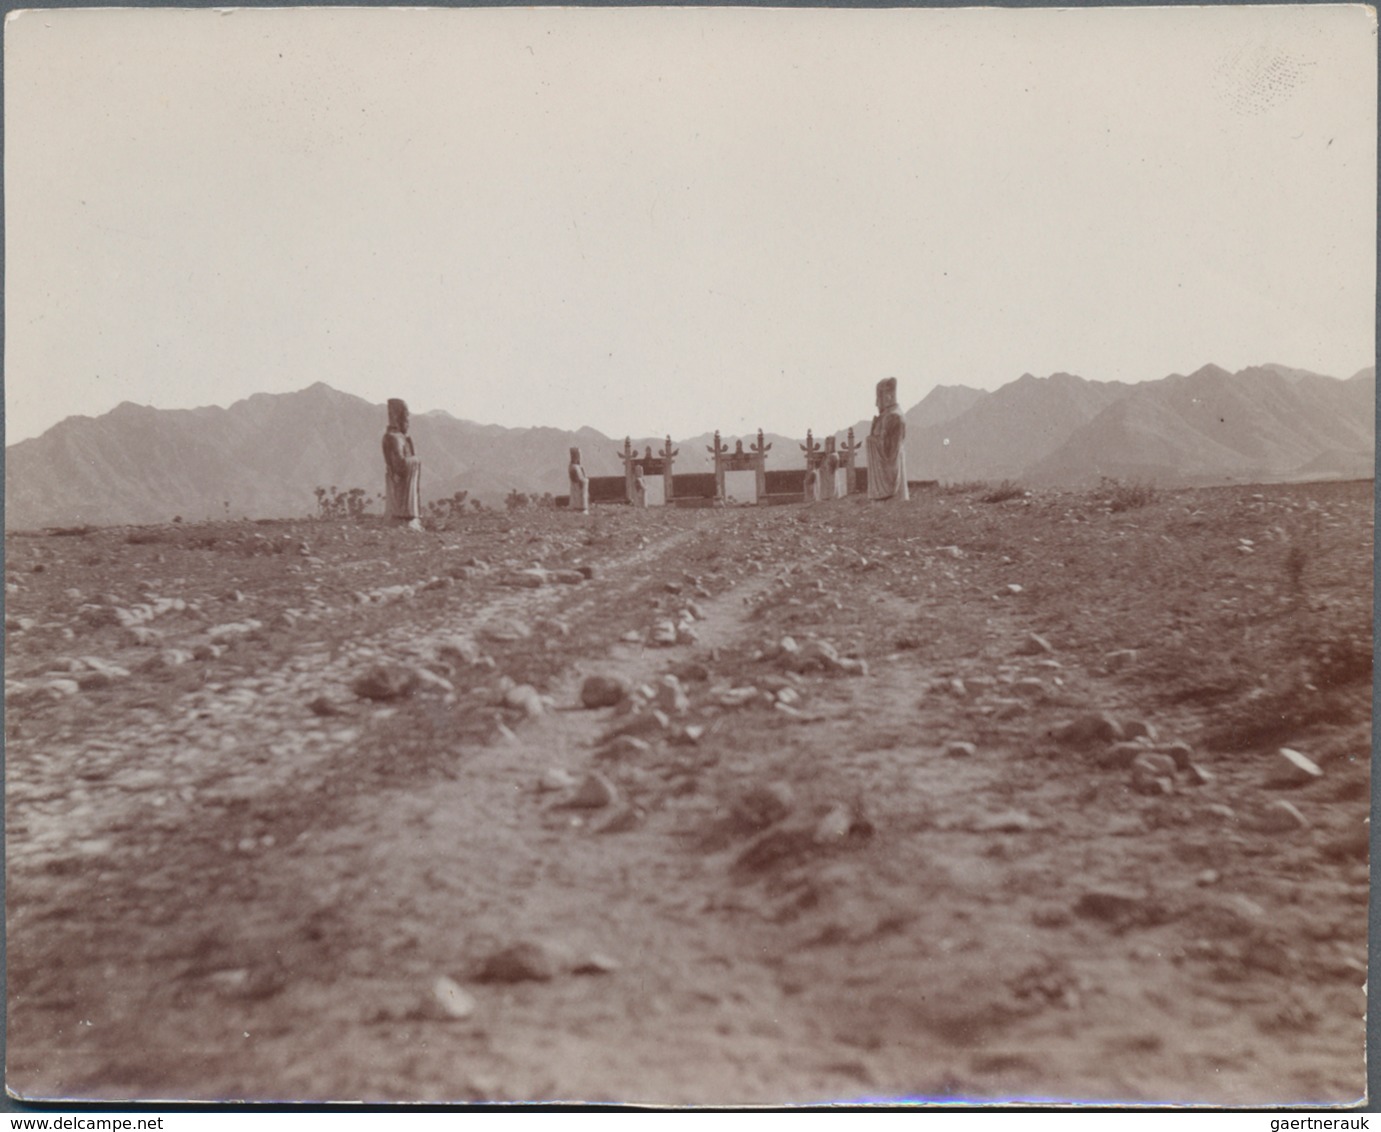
[7,365,1372,527]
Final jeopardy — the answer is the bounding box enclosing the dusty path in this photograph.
[5,484,1371,1105]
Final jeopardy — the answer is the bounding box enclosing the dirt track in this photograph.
[5,481,1371,1105]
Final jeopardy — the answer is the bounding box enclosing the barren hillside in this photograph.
[5,481,1371,1105]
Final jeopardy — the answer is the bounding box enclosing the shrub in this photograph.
[980,480,1025,504]
[1097,477,1158,512]
[314,486,372,520]
[426,490,471,521]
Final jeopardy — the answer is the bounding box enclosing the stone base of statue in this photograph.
[724,469,758,505]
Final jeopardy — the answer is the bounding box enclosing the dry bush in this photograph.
[1095,477,1159,512]
[979,480,1026,504]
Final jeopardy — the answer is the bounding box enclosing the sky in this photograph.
[4,4,1376,444]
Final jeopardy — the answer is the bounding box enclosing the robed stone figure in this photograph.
[568,447,590,513]
[382,398,423,528]
[866,377,909,502]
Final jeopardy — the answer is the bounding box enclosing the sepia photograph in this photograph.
[3,3,1376,1107]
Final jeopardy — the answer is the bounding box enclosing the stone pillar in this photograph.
[839,428,863,496]
[800,429,823,471]
[659,435,679,503]
[616,437,638,504]
[706,431,729,501]
[750,429,772,502]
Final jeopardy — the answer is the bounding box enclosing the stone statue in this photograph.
[821,449,841,501]
[632,463,647,509]
[866,377,909,502]
[382,399,423,529]
[803,465,821,504]
[568,447,590,514]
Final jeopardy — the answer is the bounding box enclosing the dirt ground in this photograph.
[4,480,1372,1106]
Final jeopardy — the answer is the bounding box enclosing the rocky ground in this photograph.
[4,479,1372,1106]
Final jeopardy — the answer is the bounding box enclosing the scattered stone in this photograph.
[620,630,643,644]
[127,626,164,647]
[600,735,653,761]
[538,768,579,792]
[581,674,630,709]
[675,661,711,684]
[1163,741,1195,771]
[352,665,418,701]
[475,942,559,984]
[1196,870,1220,887]
[209,619,264,642]
[1052,712,1123,747]
[206,966,285,1002]
[730,782,796,832]
[1104,648,1138,672]
[1132,752,1177,779]
[607,710,670,740]
[191,643,225,662]
[563,772,618,810]
[430,975,477,1020]
[571,952,619,976]
[308,695,345,717]
[503,684,545,718]
[1121,720,1157,742]
[1131,773,1174,797]
[1185,764,1215,787]
[1095,742,1147,770]
[1012,678,1046,699]
[974,810,1038,833]
[734,825,817,873]
[948,678,969,698]
[500,569,549,588]
[1204,803,1237,822]
[1267,748,1323,788]
[548,570,586,585]
[814,803,854,844]
[438,636,483,665]
[717,687,759,708]
[944,741,977,759]
[654,675,690,716]
[1073,888,1145,923]
[1015,633,1054,656]
[142,649,194,672]
[596,804,646,834]
[1006,584,1024,595]
[481,620,532,643]
[76,670,118,691]
[413,668,456,695]
[1256,800,1309,833]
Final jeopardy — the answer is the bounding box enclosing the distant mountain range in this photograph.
[5,363,1373,528]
